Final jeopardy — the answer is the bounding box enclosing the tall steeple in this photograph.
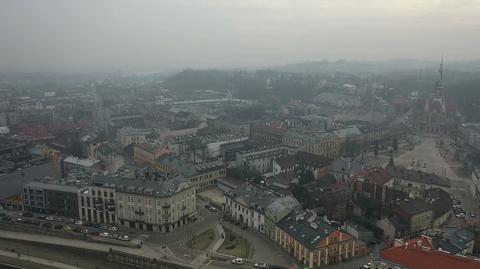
[439,56,444,82]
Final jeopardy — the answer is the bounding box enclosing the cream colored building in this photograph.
[115,175,196,232]
[283,130,344,158]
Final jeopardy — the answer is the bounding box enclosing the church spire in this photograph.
[439,56,444,81]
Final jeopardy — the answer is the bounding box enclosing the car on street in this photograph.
[75,220,85,225]
[119,235,129,241]
[109,234,119,239]
[254,262,270,268]
[63,225,73,231]
[42,222,52,228]
[20,212,33,218]
[45,216,54,221]
[37,215,46,220]
[108,226,118,231]
[100,225,108,230]
[2,216,11,221]
[99,232,110,237]
[66,218,75,224]
[208,206,218,212]
[15,218,24,222]
[470,213,476,218]
[231,258,245,265]
[54,224,63,229]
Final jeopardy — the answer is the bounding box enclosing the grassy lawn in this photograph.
[218,228,250,258]
[189,229,216,250]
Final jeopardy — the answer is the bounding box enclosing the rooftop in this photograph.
[394,167,451,188]
[91,174,191,198]
[276,210,345,250]
[24,181,80,193]
[395,198,432,216]
[225,183,278,213]
[63,156,98,168]
[380,236,480,269]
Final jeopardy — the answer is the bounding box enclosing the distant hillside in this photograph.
[274,59,480,75]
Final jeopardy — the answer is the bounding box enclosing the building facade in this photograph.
[275,210,359,268]
[115,175,197,232]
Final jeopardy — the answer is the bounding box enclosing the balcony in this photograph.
[134,210,145,216]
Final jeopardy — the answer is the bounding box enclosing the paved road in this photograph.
[0,163,50,199]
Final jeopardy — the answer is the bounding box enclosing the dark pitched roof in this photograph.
[276,210,340,250]
[395,198,432,215]
[423,188,452,218]
[393,167,451,188]
[352,167,392,186]
[274,156,297,170]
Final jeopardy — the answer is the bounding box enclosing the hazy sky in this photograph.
[0,0,479,73]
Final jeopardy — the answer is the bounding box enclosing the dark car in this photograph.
[42,222,52,228]
[73,228,82,233]
[1,216,11,221]
[21,212,33,218]
[24,219,33,224]
[32,220,41,226]
[54,224,63,229]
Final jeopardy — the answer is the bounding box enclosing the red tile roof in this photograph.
[351,167,392,186]
[381,236,480,269]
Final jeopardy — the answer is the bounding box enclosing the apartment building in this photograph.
[115,175,196,232]
[235,147,289,173]
[156,155,226,192]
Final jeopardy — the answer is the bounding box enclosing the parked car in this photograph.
[45,216,54,221]
[208,207,218,212]
[108,226,118,231]
[99,232,110,237]
[42,222,52,228]
[100,225,108,230]
[63,225,73,231]
[254,262,270,268]
[54,224,63,229]
[109,234,119,239]
[119,235,129,241]
[231,258,245,265]
[2,216,11,221]
[20,212,33,218]
[75,220,85,225]
[37,215,46,220]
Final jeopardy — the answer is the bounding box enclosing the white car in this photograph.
[45,216,54,221]
[119,235,129,241]
[99,232,110,237]
[231,258,245,265]
[254,262,269,268]
[108,226,118,231]
[75,220,84,225]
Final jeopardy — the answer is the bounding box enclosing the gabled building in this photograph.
[224,183,278,233]
[155,155,226,192]
[264,196,301,240]
[385,167,451,197]
[392,198,433,236]
[275,210,361,268]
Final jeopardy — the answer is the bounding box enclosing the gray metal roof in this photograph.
[276,210,337,250]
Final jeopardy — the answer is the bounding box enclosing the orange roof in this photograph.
[381,236,480,269]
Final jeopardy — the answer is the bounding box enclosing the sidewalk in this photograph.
[0,249,84,269]
[192,223,225,268]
